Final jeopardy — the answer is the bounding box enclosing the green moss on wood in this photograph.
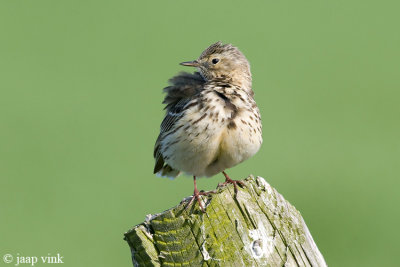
[124,175,327,267]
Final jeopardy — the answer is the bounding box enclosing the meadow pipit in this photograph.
[153,41,262,211]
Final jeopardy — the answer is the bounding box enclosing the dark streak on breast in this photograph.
[227,121,237,129]
[214,90,229,101]
[193,113,207,124]
[213,90,238,119]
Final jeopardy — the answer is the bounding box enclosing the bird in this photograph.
[153,41,262,211]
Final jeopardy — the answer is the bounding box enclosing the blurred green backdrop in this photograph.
[1,1,399,266]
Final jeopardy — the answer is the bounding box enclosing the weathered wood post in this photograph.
[124,176,327,266]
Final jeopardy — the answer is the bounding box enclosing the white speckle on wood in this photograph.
[248,219,274,260]
[201,241,211,261]
[256,176,273,194]
[251,240,263,257]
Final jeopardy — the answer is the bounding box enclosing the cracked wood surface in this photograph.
[124,176,327,267]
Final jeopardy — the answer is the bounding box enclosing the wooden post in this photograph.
[124,176,327,266]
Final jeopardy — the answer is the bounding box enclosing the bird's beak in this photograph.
[180,60,199,67]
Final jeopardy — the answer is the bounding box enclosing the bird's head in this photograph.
[180,41,252,89]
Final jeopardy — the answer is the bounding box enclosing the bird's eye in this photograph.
[212,58,220,64]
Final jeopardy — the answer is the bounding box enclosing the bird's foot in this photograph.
[219,171,246,195]
[185,189,216,213]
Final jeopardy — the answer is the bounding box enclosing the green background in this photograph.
[1,1,399,266]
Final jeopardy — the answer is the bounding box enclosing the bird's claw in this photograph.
[185,190,216,212]
[220,171,246,195]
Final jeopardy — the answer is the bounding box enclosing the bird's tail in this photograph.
[155,164,181,179]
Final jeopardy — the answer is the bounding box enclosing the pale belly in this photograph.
[161,107,262,177]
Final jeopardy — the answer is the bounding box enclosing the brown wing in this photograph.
[162,71,205,108]
[153,98,190,174]
[153,72,205,176]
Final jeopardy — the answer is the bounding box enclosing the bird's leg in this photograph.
[185,176,215,212]
[220,171,246,194]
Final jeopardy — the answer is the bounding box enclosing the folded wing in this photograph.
[153,72,205,177]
